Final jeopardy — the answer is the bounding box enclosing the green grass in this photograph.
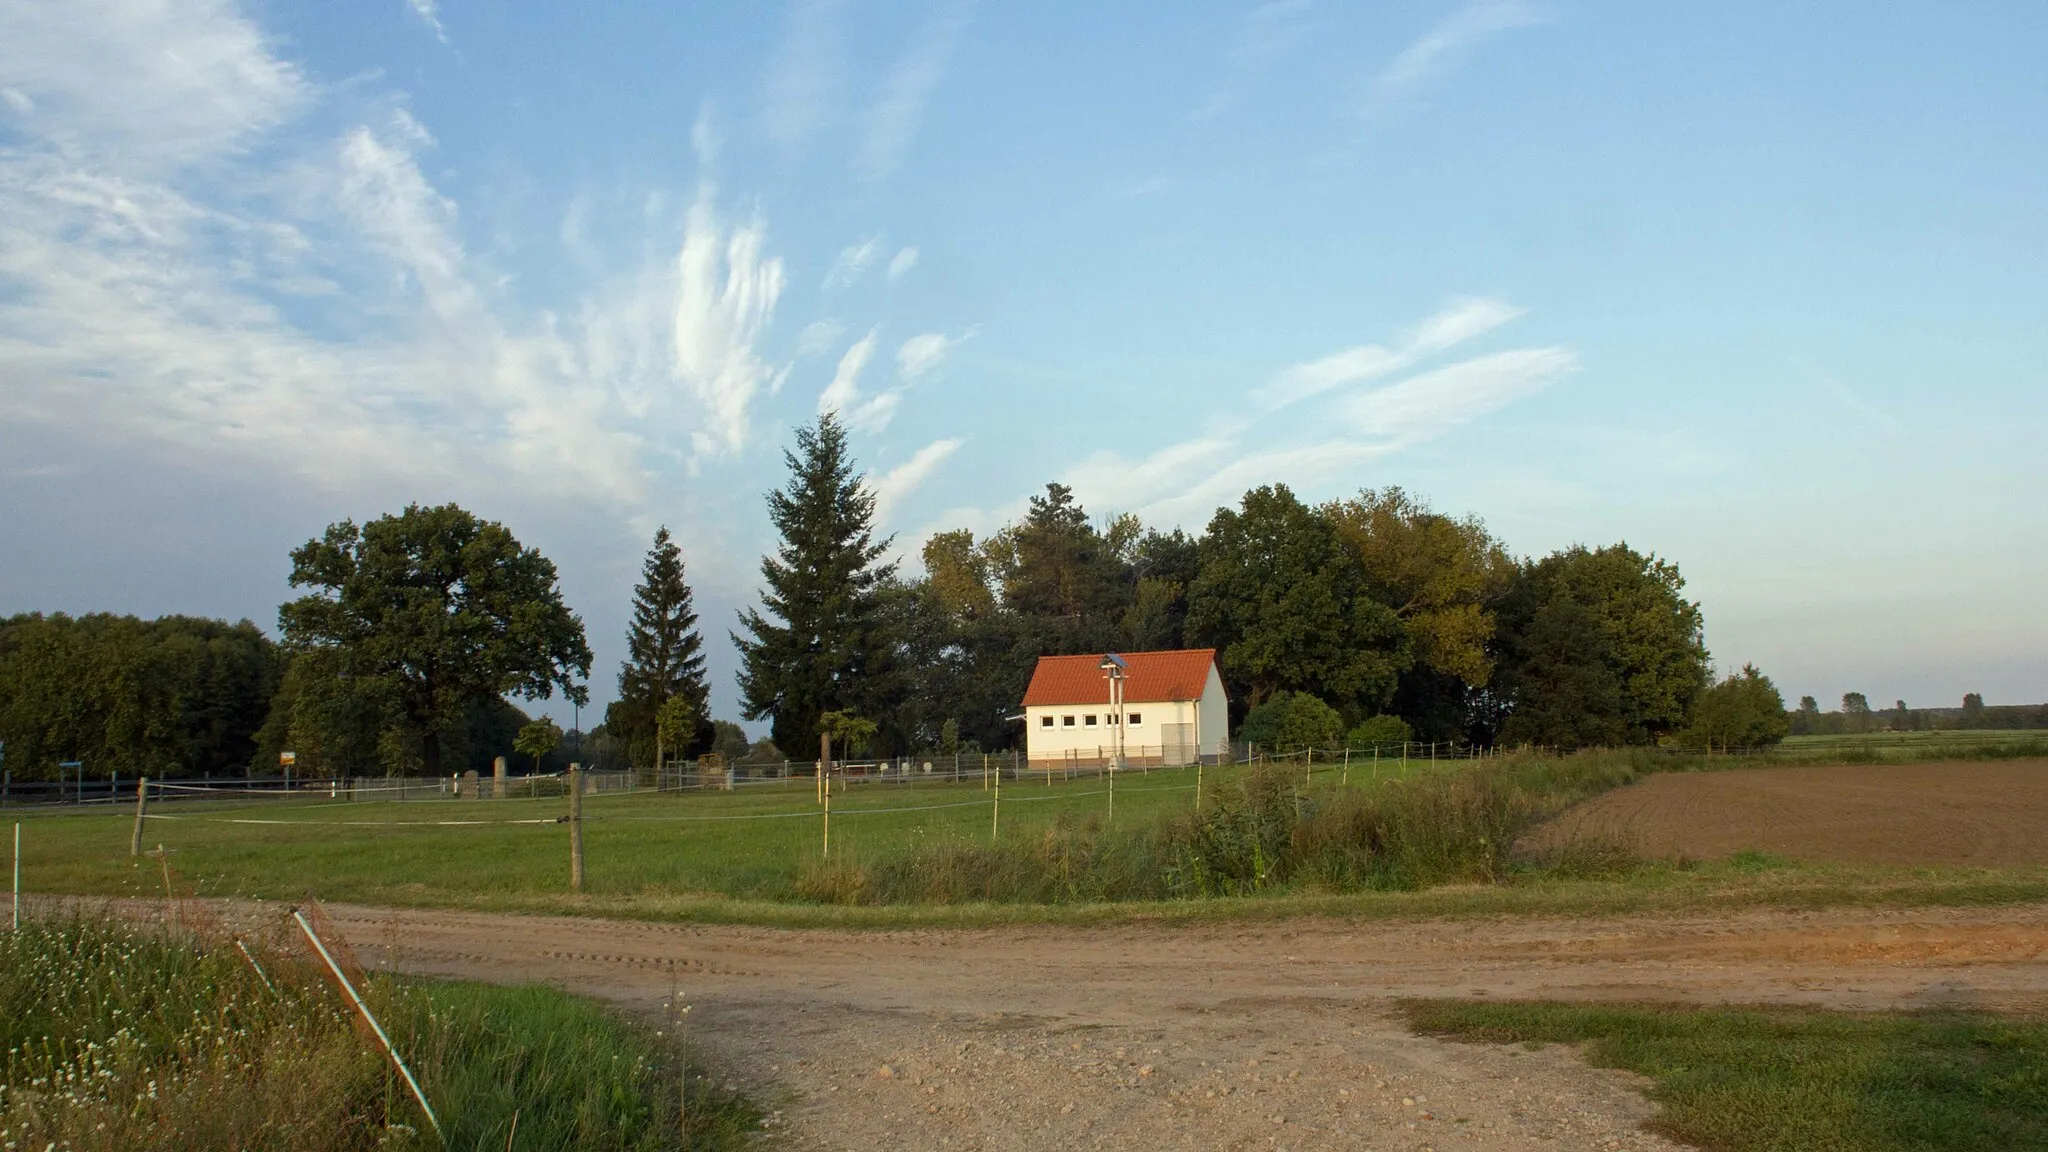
[1405,1000,2048,1152]
[8,751,2047,926]
[0,914,760,1151]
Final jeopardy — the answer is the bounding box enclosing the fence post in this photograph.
[568,764,584,892]
[130,776,149,857]
[991,760,1000,841]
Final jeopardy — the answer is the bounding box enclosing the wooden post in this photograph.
[818,731,830,806]
[130,776,149,857]
[991,758,1000,841]
[568,764,584,892]
[1341,747,1350,788]
[822,784,831,858]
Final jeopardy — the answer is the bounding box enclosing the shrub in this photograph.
[1346,714,1413,749]
[1238,691,1346,751]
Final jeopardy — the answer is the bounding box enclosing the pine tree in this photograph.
[608,527,709,766]
[735,412,898,754]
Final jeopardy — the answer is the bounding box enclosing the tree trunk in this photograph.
[423,729,441,777]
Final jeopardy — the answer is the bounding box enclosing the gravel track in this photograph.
[312,900,2048,1151]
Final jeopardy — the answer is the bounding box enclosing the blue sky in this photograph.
[2,0,2043,726]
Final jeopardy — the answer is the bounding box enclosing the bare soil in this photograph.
[311,900,2048,1151]
[1524,758,2048,867]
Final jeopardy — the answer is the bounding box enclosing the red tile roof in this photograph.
[1021,649,1219,708]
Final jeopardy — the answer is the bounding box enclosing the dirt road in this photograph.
[318,901,2048,1151]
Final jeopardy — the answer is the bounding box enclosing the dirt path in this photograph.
[1524,759,2048,866]
[316,901,2048,1151]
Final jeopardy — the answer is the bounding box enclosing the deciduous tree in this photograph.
[279,503,590,776]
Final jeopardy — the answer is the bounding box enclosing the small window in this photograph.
[1106,713,1118,725]
[1062,715,1076,727]
[1127,712,1142,726]
[1040,715,1053,728]
[1084,714,1098,727]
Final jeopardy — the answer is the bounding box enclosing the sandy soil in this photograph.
[1522,758,2048,866]
[311,901,2048,1151]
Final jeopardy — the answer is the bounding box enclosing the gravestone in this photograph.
[492,755,507,799]
[462,769,480,800]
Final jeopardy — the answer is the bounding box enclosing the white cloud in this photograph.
[0,0,805,505]
[871,437,963,524]
[692,104,720,169]
[761,0,845,153]
[886,245,919,281]
[1365,0,1544,116]
[823,235,882,290]
[1195,0,1314,120]
[405,0,448,43]
[797,318,848,358]
[895,332,954,380]
[816,327,902,432]
[1255,297,1522,410]
[0,0,310,171]
[1345,347,1576,443]
[856,0,974,182]
[673,186,789,454]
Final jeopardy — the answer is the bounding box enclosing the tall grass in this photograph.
[797,751,1643,905]
[0,915,759,1151]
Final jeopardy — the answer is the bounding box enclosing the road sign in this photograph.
[280,751,297,765]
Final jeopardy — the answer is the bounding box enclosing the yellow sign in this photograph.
[279,751,297,765]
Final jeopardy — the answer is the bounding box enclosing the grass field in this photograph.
[1407,1000,2048,1152]
[9,751,2048,926]
[1,914,761,1151]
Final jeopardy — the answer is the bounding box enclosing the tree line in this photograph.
[1788,692,2048,736]
[2,411,1895,782]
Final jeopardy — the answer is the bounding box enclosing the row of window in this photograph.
[1039,712,1143,728]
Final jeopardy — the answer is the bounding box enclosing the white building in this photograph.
[1020,649,1228,768]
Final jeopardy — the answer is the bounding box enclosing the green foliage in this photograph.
[608,527,711,768]
[736,413,899,754]
[709,720,752,762]
[1237,690,1345,751]
[0,916,759,1151]
[655,694,701,766]
[1346,714,1414,749]
[819,709,878,756]
[0,612,281,780]
[1407,1001,2048,1152]
[1186,484,1409,718]
[1496,543,1709,749]
[279,503,591,776]
[515,717,563,773]
[1679,663,1790,748]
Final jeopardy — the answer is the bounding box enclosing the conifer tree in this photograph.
[735,412,898,754]
[607,527,710,765]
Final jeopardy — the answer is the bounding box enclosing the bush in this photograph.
[1238,691,1345,751]
[1346,714,1413,749]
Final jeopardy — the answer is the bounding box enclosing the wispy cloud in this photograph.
[761,0,844,153]
[1345,347,1575,443]
[856,0,974,183]
[797,318,847,358]
[886,245,919,282]
[1254,297,1522,410]
[405,0,448,44]
[896,331,957,380]
[871,437,964,524]
[1363,0,1544,117]
[823,235,882,290]
[673,185,789,455]
[817,328,900,432]
[988,301,1569,529]
[1195,0,1314,121]
[0,0,797,504]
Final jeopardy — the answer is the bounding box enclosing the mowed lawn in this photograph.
[12,760,1356,908]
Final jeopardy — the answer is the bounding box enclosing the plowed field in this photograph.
[1523,758,2048,866]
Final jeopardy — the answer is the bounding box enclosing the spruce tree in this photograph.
[735,412,898,754]
[608,527,710,765]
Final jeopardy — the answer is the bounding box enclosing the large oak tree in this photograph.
[279,503,590,776]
